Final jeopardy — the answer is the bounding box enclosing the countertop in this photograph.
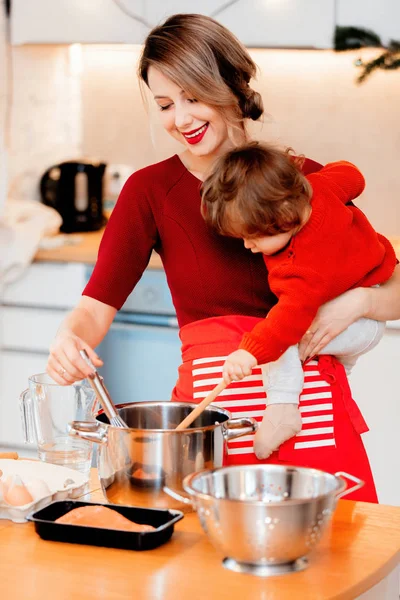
[34,225,400,269]
[34,225,163,269]
[0,469,399,600]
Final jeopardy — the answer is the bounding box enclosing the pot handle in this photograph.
[68,421,108,445]
[334,471,364,499]
[223,417,258,441]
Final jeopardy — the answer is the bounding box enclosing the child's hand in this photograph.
[223,350,257,384]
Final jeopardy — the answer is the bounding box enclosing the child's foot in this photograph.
[253,404,302,460]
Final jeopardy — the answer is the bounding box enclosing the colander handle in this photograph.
[334,471,364,499]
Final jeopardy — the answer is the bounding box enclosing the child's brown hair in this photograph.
[201,142,312,238]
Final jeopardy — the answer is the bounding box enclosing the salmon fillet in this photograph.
[56,505,155,532]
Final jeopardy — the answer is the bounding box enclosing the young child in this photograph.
[201,142,397,460]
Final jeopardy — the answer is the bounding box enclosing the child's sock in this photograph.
[253,403,302,460]
[255,345,304,459]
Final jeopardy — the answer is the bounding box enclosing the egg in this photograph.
[0,487,5,504]
[0,475,8,504]
[25,478,51,502]
[4,475,34,506]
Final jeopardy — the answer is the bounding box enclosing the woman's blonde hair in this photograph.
[138,13,263,132]
[201,142,312,238]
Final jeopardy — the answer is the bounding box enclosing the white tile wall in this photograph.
[80,44,181,171]
[7,44,82,202]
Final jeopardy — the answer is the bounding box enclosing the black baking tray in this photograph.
[27,500,184,551]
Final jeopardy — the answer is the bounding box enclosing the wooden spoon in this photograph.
[175,379,228,431]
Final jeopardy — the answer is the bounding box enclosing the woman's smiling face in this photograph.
[147,67,233,160]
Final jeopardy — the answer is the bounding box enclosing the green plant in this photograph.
[334,26,400,83]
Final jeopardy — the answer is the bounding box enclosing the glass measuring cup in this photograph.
[20,374,98,477]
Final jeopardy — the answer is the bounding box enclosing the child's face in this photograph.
[243,231,293,256]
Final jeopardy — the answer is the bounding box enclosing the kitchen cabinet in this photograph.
[10,0,148,45]
[336,0,400,46]
[144,0,335,48]
[0,351,46,453]
[0,262,181,452]
[0,262,87,453]
[349,321,400,506]
[212,0,335,49]
[2,262,87,309]
[11,0,336,48]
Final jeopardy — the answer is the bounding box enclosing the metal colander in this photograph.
[183,464,363,576]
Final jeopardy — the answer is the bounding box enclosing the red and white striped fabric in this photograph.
[174,314,377,501]
[192,357,335,457]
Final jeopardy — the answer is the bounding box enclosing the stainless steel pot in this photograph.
[183,464,364,576]
[69,402,257,512]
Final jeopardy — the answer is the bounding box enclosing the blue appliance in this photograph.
[88,268,182,406]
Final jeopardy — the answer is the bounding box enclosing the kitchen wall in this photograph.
[80,44,400,237]
[6,44,82,202]
[7,43,400,236]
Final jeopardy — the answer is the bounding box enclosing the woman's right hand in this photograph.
[47,330,104,385]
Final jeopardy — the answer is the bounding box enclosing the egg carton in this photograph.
[0,459,89,523]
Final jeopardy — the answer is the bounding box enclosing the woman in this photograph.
[47,14,400,502]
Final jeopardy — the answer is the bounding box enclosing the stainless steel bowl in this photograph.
[183,464,363,576]
[69,402,257,512]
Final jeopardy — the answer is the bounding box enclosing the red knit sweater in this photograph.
[239,161,397,364]
[83,154,322,326]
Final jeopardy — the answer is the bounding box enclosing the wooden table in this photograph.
[0,470,399,600]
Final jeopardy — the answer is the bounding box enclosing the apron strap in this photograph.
[317,355,369,435]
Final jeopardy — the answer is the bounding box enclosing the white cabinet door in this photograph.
[349,325,400,506]
[0,351,46,451]
[11,0,148,45]
[216,0,336,48]
[1,306,68,352]
[337,0,400,46]
[143,1,232,26]
[146,0,335,48]
[3,263,87,309]
[11,0,336,48]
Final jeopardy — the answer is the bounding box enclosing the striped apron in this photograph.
[171,315,378,503]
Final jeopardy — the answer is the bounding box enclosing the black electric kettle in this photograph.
[40,160,107,233]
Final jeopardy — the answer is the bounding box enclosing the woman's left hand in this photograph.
[298,287,368,362]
